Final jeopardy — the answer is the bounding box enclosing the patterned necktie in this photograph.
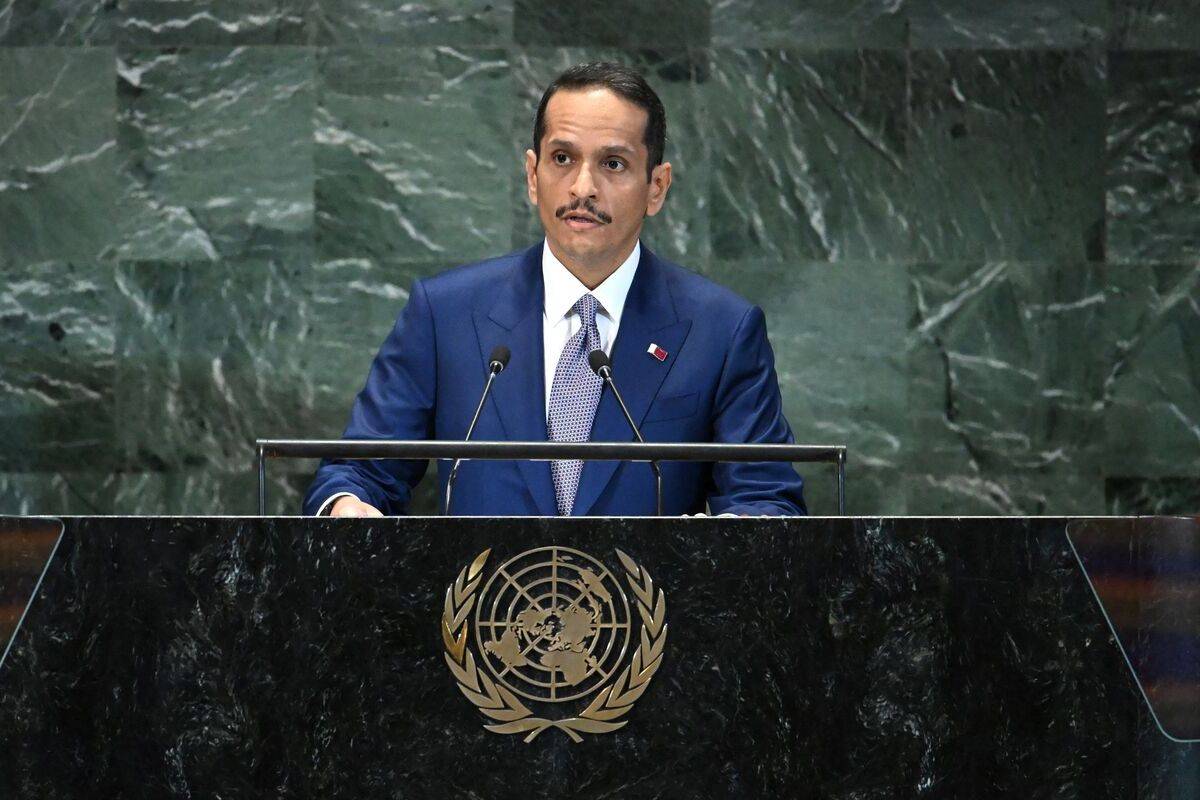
[547,293,604,516]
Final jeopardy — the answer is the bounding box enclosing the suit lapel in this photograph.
[571,247,692,516]
[472,244,557,516]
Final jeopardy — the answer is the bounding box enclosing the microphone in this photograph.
[588,350,663,516]
[445,345,510,515]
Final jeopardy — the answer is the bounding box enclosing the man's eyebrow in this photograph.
[544,138,637,156]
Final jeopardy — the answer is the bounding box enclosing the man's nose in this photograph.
[569,162,598,199]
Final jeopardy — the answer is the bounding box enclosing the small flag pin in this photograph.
[647,343,668,361]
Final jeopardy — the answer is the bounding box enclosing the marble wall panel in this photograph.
[315,47,512,264]
[113,260,316,474]
[1109,0,1200,49]
[1106,476,1200,514]
[116,0,308,46]
[908,50,1106,262]
[708,49,911,264]
[0,261,116,471]
[710,0,907,48]
[904,469,1105,514]
[510,49,710,266]
[1,6,1198,518]
[1103,262,1200,478]
[513,0,709,47]
[115,46,315,263]
[701,258,910,513]
[908,0,1107,48]
[0,47,118,263]
[0,471,119,514]
[305,256,494,515]
[148,467,315,515]
[311,0,513,45]
[0,468,311,515]
[908,261,1108,482]
[804,466,904,515]
[1106,51,1200,264]
[704,257,911,514]
[304,257,433,436]
[0,0,119,45]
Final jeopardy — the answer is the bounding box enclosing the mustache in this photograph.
[555,199,612,224]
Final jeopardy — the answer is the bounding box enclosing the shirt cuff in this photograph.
[317,492,360,517]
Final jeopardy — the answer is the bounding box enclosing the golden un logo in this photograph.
[441,546,668,743]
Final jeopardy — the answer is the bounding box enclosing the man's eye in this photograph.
[553,152,570,165]
[605,159,625,171]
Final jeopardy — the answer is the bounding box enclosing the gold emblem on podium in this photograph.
[441,546,668,742]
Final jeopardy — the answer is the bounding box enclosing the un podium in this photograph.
[1,515,1197,798]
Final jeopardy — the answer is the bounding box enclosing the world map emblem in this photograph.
[441,546,668,742]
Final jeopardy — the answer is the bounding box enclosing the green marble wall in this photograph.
[0,2,1197,515]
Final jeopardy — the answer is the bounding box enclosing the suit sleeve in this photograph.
[301,279,437,515]
[705,305,807,516]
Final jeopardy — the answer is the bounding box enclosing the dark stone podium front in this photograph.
[0,517,1196,798]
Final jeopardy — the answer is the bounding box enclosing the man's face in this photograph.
[525,87,671,278]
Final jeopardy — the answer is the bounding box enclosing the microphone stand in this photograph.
[445,351,507,515]
[595,363,663,517]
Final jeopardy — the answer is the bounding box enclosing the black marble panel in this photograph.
[1106,51,1200,264]
[0,516,1194,797]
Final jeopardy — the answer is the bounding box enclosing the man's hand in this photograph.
[330,496,384,517]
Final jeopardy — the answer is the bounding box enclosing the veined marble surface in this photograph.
[0,516,1196,797]
[0,4,1197,516]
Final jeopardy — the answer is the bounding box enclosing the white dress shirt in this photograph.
[541,239,640,418]
[319,239,642,515]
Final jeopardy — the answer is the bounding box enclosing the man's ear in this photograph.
[524,149,538,206]
[645,161,673,217]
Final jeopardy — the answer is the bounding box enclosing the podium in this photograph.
[1,515,1197,798]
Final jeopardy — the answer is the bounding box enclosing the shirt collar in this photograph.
[542,239,641,325]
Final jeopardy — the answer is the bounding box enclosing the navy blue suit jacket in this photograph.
[302,242,806,516]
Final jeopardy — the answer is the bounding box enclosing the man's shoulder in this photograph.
[652,251,756,322]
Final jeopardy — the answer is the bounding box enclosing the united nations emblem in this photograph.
[441,546,668,742]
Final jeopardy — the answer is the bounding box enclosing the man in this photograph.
[303,62,805,517]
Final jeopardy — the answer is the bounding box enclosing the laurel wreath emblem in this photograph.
[441,547,668,743]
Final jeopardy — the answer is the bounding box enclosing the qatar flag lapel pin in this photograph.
[647,343,668,362]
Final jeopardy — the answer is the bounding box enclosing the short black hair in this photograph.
[532,62,667,181]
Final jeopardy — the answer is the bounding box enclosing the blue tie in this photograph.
[547,293,604,516]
